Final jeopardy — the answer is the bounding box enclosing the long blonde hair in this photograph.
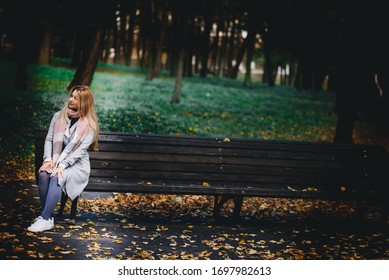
[60,85,99,151]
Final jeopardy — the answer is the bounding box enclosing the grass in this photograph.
[3,59,383,182]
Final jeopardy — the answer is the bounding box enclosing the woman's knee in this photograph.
[38,171,50,182]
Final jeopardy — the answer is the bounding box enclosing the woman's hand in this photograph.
[38,161,53,173]
[51,166,64,178]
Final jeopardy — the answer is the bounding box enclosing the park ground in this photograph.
[0,180,387,260]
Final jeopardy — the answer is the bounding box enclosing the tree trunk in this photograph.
[146,0,156,81]
[263,38,275,86]
[288,60,297,86]
[70,27,82,66]
[125,0,136,66]
[171,49,185,104]
[68,28,104,88]
[13,1,40,89]
[226,21,237,77]
[200,13,213,78]
[334,105,355,143]
[112,11,119,64]
[229,36,247,79]
[243,24,256,87]
[37,0,53,65]
[154,0,168,78]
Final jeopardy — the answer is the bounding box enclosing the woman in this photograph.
[28,85,99,232]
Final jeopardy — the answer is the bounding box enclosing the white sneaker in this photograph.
[34,217,54,227]
[27,216,53,232]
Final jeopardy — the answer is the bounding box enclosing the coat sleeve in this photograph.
[58,130,94,169]
[43,113,58,162]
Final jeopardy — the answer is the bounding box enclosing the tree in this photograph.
[333,3,384,143]
[11,1,41,89]
[37,0,54,65]
[68,28,104,88]
[243,3,261,88]
[170,0,191,103]
[68,0,114,88]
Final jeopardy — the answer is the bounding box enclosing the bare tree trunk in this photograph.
[68,28,104,88]
[226,21,237,76]
[112,11,119,64]
[228,36,247,79]
[171,49,185,104]
[263,35,275,86]
[146,0,155,81]
[217,20,228,78]
[37,0,53,65]
[125,0,136,66]
[70,27,81,66]
[243,22,256,87]
[13,1,40,89]
[154,0,168,77]
[199,16,212,78]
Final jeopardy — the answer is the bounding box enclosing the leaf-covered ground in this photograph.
[0,181,387,260]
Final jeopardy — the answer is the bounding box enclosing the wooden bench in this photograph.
[34,128,389,223]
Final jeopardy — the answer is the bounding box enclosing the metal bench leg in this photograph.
[233,197,243,218]
[214,195,243,219]
[213,195,229,217]
[58,192,69,218]
[356,200,367,221]
[381,202,388,224]
[68,196,79,225]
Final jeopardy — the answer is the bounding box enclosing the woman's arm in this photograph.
[43,112,58,162]
[58,130,95,169]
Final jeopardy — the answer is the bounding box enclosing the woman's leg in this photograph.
[41,175,62,220]
[38,172,51,209]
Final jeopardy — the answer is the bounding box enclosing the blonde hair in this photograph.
[60,85,99,151]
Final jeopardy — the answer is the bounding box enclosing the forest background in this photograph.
[0,0,388,261]
[1,0,388,181]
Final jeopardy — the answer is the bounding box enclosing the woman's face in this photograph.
[68,90,79,111]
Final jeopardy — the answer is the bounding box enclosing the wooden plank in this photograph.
[88,168,366,189]
[89,151,223,164]
[89,159,365,179]
[84,179,374,200]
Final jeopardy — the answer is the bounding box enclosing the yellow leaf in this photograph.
[60,250,75,255]
[13,246,24,252]
[27,251,37,258]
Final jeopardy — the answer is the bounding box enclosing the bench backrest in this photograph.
[34,128,388,198]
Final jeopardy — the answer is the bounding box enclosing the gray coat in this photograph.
[44,113,94,200]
